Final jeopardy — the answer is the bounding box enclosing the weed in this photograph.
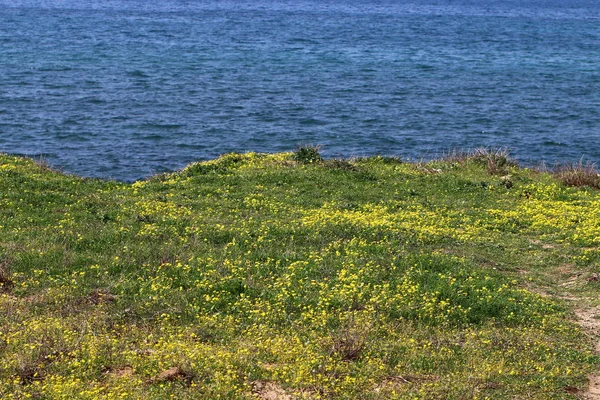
[0,258,13,293]
[470,148,515,175]
[324,158,359,172]
[16,362,45,385]
[416,164,443,175]
[443,148,515,175]
[554,161,600,189]
[293,145,323,164]
[86,289,117,305]
[15,341,64,385]
[329,319,369,362]
[33,156,54,174]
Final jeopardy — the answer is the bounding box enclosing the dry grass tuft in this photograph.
[554,161,600,189]
[34,157,53,173]
[329,321,369,362]
[444,148,515,175]
[442,149,474,164]
[324,158,360,171]
[0,258,14,293]
[15,346,63,385]
[87,289,118,305]
[16,363,46,385]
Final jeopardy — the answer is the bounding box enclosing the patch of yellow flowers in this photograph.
[0,152,597,399]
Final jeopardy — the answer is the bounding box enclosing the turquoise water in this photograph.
[1,0,599,181]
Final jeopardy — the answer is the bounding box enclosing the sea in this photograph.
[1,0,599,181]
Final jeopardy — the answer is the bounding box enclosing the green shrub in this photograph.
[293,145,323,164]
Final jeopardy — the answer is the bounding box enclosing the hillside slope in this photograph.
[1,151,599,399]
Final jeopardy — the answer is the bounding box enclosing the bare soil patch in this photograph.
[106,366,134,379]
[251,380,292,400]
[571,305,600,399]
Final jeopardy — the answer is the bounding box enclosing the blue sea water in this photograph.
[0,0,599,181]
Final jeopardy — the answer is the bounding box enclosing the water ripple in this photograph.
[0,0,599,181]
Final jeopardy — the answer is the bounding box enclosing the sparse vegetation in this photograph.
[1,151,599,399]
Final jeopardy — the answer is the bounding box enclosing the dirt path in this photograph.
[531,262,600,399]
[574,306,600,399]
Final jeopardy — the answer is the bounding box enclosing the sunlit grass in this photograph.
[0,151,599,399]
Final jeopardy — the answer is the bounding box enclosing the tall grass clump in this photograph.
[444,148,515,175]
[554,160,600,189]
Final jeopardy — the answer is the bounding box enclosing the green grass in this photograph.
[0,151,599,399]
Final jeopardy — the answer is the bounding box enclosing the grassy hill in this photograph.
[1,149,599,399]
